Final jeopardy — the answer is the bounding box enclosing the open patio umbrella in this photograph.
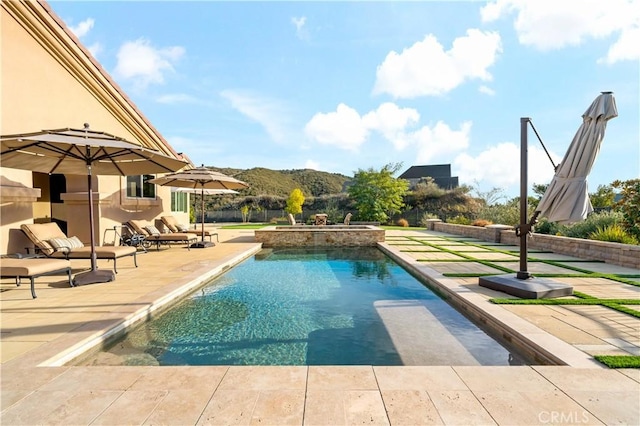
[0,124,189,285]
[149,165,248,248]
[535,92,618,224]
[173,187,239,232]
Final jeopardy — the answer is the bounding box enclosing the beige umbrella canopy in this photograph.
[536,92,618,224]
[0,124,189,285]
[149,165,248,248]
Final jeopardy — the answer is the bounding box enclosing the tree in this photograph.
[347,163,409,223]
[590,184,615,208]
[285,188,305,216]
[612,179,640,240]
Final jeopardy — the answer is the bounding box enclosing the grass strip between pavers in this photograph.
[489,291,640,319]
[594,355,640,369]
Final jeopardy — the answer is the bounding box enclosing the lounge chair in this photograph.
[20,223,137,273]
[127,219,198,250]
[1,257,73,298]
[161,215,218,243]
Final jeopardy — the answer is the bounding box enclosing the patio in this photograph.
[1,227,638,425]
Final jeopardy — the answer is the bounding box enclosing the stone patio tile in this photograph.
[304,389,390,425]
[0,390,30,411]
[0,390,74,425]
[374,366,468,391]
[0,366,68,390]
[574,262,640,275]
[566,391,640,425]
[90,390,167,425]
[380,390,443,425]
[130,365,228,391]
[218,366,307,391]
[533,367,639,392]
[37,366,145,391]
[144,389,215,425]
[32,389,122,426]
[490,261,579,274]
[472,390,604,425]
[307,366,378,390]
[428,390,497,425]
[197,390,259,425]
[251,389,306,425]
[453,366,556,392]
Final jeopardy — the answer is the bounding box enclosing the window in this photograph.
[171,191,188,212]
[126,175,155,198]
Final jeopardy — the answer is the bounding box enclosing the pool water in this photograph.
[86,248,528,366]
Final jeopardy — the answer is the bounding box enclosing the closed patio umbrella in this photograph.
[535,92,618,224]
[149,166,248,248]
[0,124,189,285]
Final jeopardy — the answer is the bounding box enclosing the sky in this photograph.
[50,0,639,198]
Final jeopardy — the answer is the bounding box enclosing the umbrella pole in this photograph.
[73,146,116,285]
[201,186,205,242]
[517,117,533,280]
[191,183,215,248]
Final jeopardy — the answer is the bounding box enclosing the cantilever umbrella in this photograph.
[0,124,189,285]
[149,166,248,248]
[536,92,618,224]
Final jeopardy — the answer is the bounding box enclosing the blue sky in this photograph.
[51,0,639,197]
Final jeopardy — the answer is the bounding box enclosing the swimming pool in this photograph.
[81,247,529,366]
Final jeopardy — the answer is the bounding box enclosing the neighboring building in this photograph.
[398,164,459,190]
[0,0,192,254]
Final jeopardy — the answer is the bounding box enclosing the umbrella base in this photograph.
[479,275,573,299]
[73,269,115,286]
[190,241,215,249]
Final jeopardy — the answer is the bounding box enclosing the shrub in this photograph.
[447,215,472,225]
[477,202,520,226]
[396,218,409,227]
[589,224,639,245]
[612,179,640,241]
[419,212,440,227]
[557,210,623,239]
[472,219,493,227]
[534,218,559,235]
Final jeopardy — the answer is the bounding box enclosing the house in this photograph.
[398,164,459,190]
[0,0,192,254]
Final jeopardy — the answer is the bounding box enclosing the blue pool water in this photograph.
[92,248,527,366]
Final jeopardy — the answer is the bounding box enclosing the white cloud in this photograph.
[291,16,309,40]
[600,26,640,64]
[362,103,420,150]
[304,103,369,151]
[479,85,496,96]
[453,142,560,189]
[372,30,502,98]
[305,160,320,170]
[412,121,472,163]
[113,38,184,88]
[221,90,290,143]
[481,0,640,63]
[69,18,94,38]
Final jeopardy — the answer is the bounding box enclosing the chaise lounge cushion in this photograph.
[161,215,212,237]
[128,220,198,245]
[1,258,71,278]
[21,223,136,259]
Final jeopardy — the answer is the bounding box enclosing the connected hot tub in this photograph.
[254,225,385,247]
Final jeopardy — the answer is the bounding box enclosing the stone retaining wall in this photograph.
[426,219,640,269]
[255,225,385,247]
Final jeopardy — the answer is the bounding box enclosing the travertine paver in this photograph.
[404,252,467,261]
[489,261,581,274]
[421,261,506,275]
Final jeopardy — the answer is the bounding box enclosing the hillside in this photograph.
[210,166,351,197]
